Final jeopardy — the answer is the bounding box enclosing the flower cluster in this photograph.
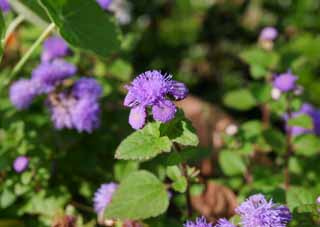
[259,27,278,42]
[285,103,320,136]
[9,36,102,133]
[13,156,29,173]
[96,0,132,25]
[124,70,188,129]
[0,0,10,12]
[184,216,212,227]
[186,194,291,227]
[273,71,298,93]
[93,182,118,215]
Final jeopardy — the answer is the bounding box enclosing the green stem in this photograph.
[4,15,25,45]
[10,23,55,79]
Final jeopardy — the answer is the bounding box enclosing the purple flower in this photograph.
[96,0,113,10]
[285,103,320,136]
[71,97,100,133]
[41,36,71,62]
[235,194,292,227]
[9,79,38,109]
[214,219,236,227]
[259,27,278,41]
[72,78,103,100]
[49,93,76,130]
[0,0,10,12]
[273,71,298,92]
[13,156,29,173]
[93,183,118,215]
[184,216,212,227]
[32,59,77,93]
[124,70,188,129]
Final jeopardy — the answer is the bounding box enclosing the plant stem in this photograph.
[261,104,270,128]
[4,15,25,45]
[174,143,193,217]
[10,23,55,79]
[284,96,293,190]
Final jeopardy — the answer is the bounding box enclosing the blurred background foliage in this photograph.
[1,0,320,226]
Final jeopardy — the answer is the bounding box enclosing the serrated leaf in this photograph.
[39,0,121,58]
[293,134,320,157]
[223,89,257,111]
[286,186,317,210]
[172,176,187,193]
[115,122,172,161]
[160,110,199,147]
[105,171,169,220]
[219,150,246,176]
[288,114,313,129]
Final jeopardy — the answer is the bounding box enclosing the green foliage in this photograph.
[223,89,257,111]
[219,150,246,176]
[293,134,320,157]
[288,114,313,129]
[105,171,169,220]
[39,0,121,58]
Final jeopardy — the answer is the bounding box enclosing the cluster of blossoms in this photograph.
[96,0,131,25]
[0,0,10,12]
[9,36,102,133]
[271,71,320,137]
[13,156,29,173]
[259,27,278,50]
[185,194,291,227]
[124,70,188,129]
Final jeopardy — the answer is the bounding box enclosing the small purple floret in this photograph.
[13,156,29,173]
[96,0,113,10]
[93,182,118,215]
[32,59,77,93]
[41,36,71,62]
[72,78,103,100]
[273,71,297,92]
[214,218,236,227]
[9,79,37,109]
[259,27,278,41]
[235,194,292,227]
[124,70,188,129]
[184,216,212,227]
[0,0,10,12]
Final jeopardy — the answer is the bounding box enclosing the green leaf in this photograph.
[114,161,139,182]
[166,166,181,181]
[250,64,268,79]
[293,134,320,157]
[263,128,286,153]
[286,186,317,210]
[250,83,272,103]
[240,48,279,70]
[0,190,16,209]
[39,0,121,58]
[223,89,257,111]
[219,150,246,176]
[160,110,199,147]
[172,176,187,193]
[288,114,313,129]
[115,122,172,161]
[105,171,169,220]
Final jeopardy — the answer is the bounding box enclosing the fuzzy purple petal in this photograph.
[41,36,71,62]
[0,0,10,12]
[152,100,176,123]
[259,27,278,41]
[96,0,112,10]
[9,79,37,109]
[184,216,212,227]
[129,105,147,130]
[72,77,103,100]
[93,183,118,214]
[273,72,297,92]
[13,156,29,173]
[214,219,236,227]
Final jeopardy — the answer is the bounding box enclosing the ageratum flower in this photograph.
[284,103,320,137]
[214,219,236,227]
[41,36,71,62]
[13,156,29,173]
[9,79,38,109]
[235,194,292,227]
[259,27,278,41]
[184,216,212,227]
[93,183,118,215]
[0,0,10,12]
[124,70,188,129]
[32,59,77,93]
[96,0,113,10]
[273,71,297,92]
[72,78,103,100]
